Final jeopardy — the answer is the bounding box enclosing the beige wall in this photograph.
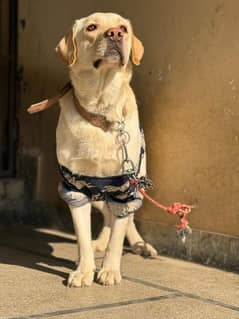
[18,0,239,237]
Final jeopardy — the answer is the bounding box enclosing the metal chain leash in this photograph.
[114,120,194,243]
[114,121,154,191]
[115,121,136,174]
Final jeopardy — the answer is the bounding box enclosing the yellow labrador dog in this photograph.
[31,12,157,287]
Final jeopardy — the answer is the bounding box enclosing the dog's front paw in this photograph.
[68,270,94,287]
[97,269,121,286]
[132,241,158,258]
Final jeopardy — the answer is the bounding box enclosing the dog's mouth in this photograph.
[93,43,125,69]
[108,47,122,57]
[106,44,125,65]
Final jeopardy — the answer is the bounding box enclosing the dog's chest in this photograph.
[56,95,141,176]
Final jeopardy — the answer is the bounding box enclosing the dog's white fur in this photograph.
[56,13,157,287]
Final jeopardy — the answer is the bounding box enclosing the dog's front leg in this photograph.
[97,215,129,285]
[68,203,96,287]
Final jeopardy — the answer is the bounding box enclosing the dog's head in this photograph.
[55,12,144,70]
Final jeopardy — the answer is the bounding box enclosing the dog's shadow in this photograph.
[0,215,144,286]
[0,226,78,283]
[0,210,107,286]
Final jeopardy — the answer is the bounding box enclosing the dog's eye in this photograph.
[120,25,128,33]
[86,24,97,32]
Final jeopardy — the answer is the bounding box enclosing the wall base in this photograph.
[136,218,239,272]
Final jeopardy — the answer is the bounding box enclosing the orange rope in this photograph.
[129,178,194,231]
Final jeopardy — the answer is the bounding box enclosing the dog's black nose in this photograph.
[104,27,123,41]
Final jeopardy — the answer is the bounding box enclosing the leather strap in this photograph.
[27,82,72,114]
[27,81,121,132]
[72,90,114,132]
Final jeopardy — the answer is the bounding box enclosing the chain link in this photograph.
[115,121,135,174]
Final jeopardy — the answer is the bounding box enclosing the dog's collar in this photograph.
[72,89,115,132]
[27,81,126,132]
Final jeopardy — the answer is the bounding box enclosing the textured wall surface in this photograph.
[18,0,239,239]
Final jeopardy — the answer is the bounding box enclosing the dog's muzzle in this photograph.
[105,41,124,64]
[94,27,126,68]
[105,27,125,65]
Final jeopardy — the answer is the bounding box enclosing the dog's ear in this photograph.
[55,27,77,66]
[131,34,144,65]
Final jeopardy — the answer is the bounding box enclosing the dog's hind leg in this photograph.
[92,201,112,253]
[68,203,96,287]
[126,214,158,257]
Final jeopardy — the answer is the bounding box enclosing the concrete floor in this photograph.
[0,226,238,319]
